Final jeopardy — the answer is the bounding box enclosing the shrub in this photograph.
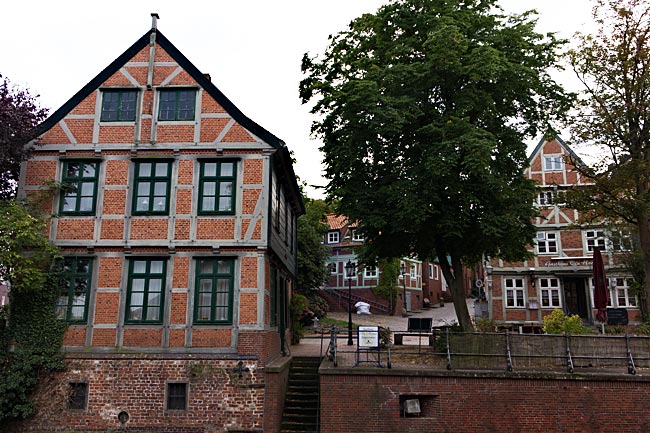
[475,318,497,333]
[633,322,650,335]
[542,309,592,334]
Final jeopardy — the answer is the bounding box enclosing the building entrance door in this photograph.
[563,278,589,320]
[405,291,412,312]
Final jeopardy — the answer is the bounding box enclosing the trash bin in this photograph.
[355,301,371,315]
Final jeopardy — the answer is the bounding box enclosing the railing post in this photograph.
[505,331,513,372]
[446,327,452,370]
[387,327,392,369]
[565,333,574,373]
[626,334,637,375]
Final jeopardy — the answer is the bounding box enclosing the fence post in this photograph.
[565,333,574,373]
[445,327,452,370]
[505,332,513,372]
[387,327,392,369]
[626,334,637,375]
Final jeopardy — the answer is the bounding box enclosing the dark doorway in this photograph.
[563,278,589,320]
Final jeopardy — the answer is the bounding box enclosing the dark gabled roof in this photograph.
[528,135,586,167]
[37,28,304,215]
[39,29,283,148]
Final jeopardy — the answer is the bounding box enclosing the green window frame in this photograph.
[56,257,93,323]
[60,160,99,215]
[125,258,167,323]
[158,89,196,121]
[133,161,171,215]
[194,258,235,324]
[198,161,236,214]
[100,90,137,122]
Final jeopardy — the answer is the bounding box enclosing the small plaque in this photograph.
[607,308,629,325]
[358,326,380,348]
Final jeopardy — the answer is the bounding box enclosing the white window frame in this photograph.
[536,231,558,254]
[589,278,614,308]
[410,264,417,279]
[351,230,364,242]
[537,191,553,207]
[614,277,637,307]
[543,155,564,171]
[327,231,340,244]
[329,262,337,275]
[430,264,439,280]
[585,230,606,253]
[505,278,526,308]
[610,229,633,252]
[364,266,378,278]
[539,277,561,308]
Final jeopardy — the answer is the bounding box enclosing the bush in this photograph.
[542,309,592,334]
[475,318,497,333]
[633,322,650,335]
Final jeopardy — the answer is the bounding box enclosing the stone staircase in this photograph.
[280,356,321,433]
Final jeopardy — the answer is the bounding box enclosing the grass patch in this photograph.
[319,316,360,330]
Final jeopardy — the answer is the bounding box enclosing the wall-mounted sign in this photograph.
[544,258,593,267]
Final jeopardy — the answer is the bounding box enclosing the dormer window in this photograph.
[327,231,340,244]
[351,230,364,242]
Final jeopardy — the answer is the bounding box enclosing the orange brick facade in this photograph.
[489,137,641,327]
[15,25,302,433]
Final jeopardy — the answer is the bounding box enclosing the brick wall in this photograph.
[9,355,268,433]
[320,369,650,433]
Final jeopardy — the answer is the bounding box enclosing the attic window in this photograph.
[327,231,340,244]
[543,155,564,171]
[158,89,196,121]
[100,90,137,122]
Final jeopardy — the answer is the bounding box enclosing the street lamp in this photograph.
[344,259,357,346]
[400,262,408,317]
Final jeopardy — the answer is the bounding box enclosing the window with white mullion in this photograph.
[539,277,561,308]
[543,155,564,171]
[505,278,525,308]
[614,277,637,307]
[327,231,339,244]
[536,232,558,254]
[585,230,606,252]
[364,266,378,278]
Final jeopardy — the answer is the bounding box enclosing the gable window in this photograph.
[505,278,525,308]
[410,264,417,279]
[125,258,166,323]
[198,161,236,214]
[614,278,637,307]
[158,89,196,121]
[327,231,340,244]
[194,258,234,323]
[67,382,88,410]
[543,155,564,171]
[539,277,561,308]
[585,230,606,252]
[538,191,553,206]
[56,257,92,323]
[166,382,188,411]
[100,90,137,122]
[133,161,171,214]
[60,161,99,215]
[364,266,378,278]
[352,230,364,242]
[537,232,558,254]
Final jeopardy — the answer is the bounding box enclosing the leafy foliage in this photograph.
[542,309,592,335]
[300,0,573,329]
[566,0,650,317]
[0,200,66,425]
[371,258,399,314]
[0,76,48,199]
[296,196,331,294]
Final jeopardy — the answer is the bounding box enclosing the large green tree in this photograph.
[296,196,330,295]
[567,0,650,317]
[300,0,573,330]
[0,76,48,199]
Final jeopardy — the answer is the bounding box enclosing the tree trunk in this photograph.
[636,208,650,321]
[438,254,473,331]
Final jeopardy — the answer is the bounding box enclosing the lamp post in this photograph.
[400,262,408,317]
[344,259,357,346]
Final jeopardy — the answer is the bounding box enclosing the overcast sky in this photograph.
[2,0,597,198]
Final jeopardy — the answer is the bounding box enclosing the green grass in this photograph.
[318,316,360,330]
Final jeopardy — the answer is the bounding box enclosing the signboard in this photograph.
[607,308,629,325]
[358,326,380,348]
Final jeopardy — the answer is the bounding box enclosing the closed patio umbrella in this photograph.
[592,247,609,326]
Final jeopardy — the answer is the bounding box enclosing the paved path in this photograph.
[289,299,476,357]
